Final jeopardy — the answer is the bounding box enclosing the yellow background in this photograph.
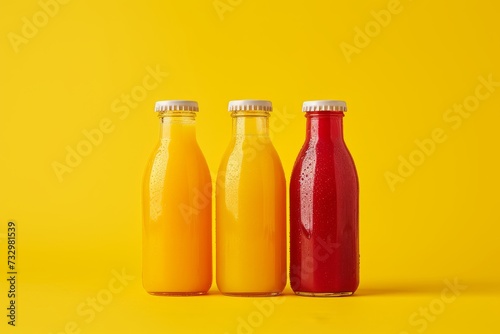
[1,0,499,333]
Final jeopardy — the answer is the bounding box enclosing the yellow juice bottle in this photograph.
[143,100,212,295]
[216,100,286,296]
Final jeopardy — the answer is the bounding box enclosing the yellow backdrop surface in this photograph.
[1,0,499,333]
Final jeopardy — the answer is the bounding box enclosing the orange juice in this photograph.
[216,100,286,296]
[142,101,212,295]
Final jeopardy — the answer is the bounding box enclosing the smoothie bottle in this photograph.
[290,100,359,296]
[216,100,286,296]
[143,100,212,295]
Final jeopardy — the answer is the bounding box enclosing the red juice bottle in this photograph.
[290,100,359,297]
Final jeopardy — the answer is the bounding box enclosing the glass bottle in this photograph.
[216,100,286,296]
[143,100,212,295]
[290,100,359,296]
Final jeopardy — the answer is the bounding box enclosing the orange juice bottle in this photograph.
[142,100,212,295]
[216,100,286,296]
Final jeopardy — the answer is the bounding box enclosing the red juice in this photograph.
[290,100,359,296]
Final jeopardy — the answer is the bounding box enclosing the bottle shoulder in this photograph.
[218,137,284,173]
[291,140,357,178]
[296,138,354,157]
[145,140,210,173]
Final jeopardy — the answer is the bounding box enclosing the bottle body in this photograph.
[216,103,286,296]
[142,105,212,295]
[290,104,359,296]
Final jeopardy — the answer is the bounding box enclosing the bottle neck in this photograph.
[231,111,270,137]
[158,111,197,141]
[306,112,345,142]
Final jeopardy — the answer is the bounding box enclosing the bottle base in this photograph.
[221,291,282,297]
[294,291,354,297]
[147,291,208,296]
